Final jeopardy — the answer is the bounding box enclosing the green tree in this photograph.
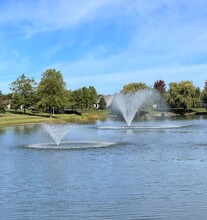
[99,96,107,110]
[9,74,37,114]
[201,80,207,108]
[121,82,148,93]
[0,91,6,113]
[70,86,98,111]
[37,68,67,117]
[65,90,74,109]
[166,81,200,110]
[88,86,98,109]
[70,89,82,110]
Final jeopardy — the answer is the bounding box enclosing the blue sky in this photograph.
[0,0,207,94]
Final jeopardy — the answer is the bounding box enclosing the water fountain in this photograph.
[27,89,182,149]
[112,89,156,126]
[27,122,117,149]
[41,122,69,145]
[97,89,183,130]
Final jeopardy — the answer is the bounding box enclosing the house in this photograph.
[95,95,114,109]
[4,100,11,109]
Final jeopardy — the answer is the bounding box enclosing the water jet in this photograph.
[112,89,157,126]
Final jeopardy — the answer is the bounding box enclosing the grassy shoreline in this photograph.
[0,108,206,127]
[0,109,109,127]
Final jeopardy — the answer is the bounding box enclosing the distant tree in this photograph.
[70,89,82,110]
[201,80,207,108]
[195,87,201,104]
[153,80,166,94]
[36,68,67,117]
[9,74,37,113]
[65,90,74,109]
[121,82,148,93]
[70,86,98,111]
[0,91,6,112]
[153,80,167,108]
[99,96,107,110]
[88,86,98,108]
[166,81,200,110]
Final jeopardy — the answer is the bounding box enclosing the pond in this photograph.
[0,116,207,219]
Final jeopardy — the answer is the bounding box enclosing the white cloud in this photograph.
[0,0,207,95]
[0,0,121,35]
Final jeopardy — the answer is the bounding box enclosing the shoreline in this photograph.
[0,109,206,127]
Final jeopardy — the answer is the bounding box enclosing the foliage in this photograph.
[9,74,37,113]
[201,80,207,108]
[153,80,166,94]
[166,81,200,110]
[4,71,207,116]
[121,82,148,93]
[70,86,98,111]
[99,96,107,110]
[36,69,67,116]
[0,91,6,113]
[153,80,167,108]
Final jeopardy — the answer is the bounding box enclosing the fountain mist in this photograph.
[41,123,70,145]
[112,89,157,126]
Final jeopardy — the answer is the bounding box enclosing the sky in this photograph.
[0,0,207,94]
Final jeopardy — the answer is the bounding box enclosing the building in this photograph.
[95,95,114,109]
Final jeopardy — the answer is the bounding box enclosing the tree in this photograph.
[99,96,107,110]
[0,91,6,113]
[153,80,166,94]
[153,80,167,108]
[201,80,207,108]
[88,86,98,109]
[70,86,98,111]
[9,74,37,114]
[166,81,200,110]
[65,90,74,109]
[37,68,67,117]
[121,82,148,93]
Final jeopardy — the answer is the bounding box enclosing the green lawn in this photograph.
[0,109,109,126]
[190,108,207,113]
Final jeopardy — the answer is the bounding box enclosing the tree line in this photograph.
[121,80,207,111]
[0,69,98,116]
[0,68,207,115]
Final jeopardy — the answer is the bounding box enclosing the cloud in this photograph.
[0,0,122,35]
[0,0,207,95]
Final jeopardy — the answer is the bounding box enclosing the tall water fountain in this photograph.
[112,89,157,126]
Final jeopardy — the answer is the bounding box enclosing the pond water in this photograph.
[1,116,207,219]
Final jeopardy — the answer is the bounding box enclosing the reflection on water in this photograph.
[0,116,207,219]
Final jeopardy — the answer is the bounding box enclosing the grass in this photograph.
[0,109,109,127]
[1,107,205,127]
[190,108,207,113]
